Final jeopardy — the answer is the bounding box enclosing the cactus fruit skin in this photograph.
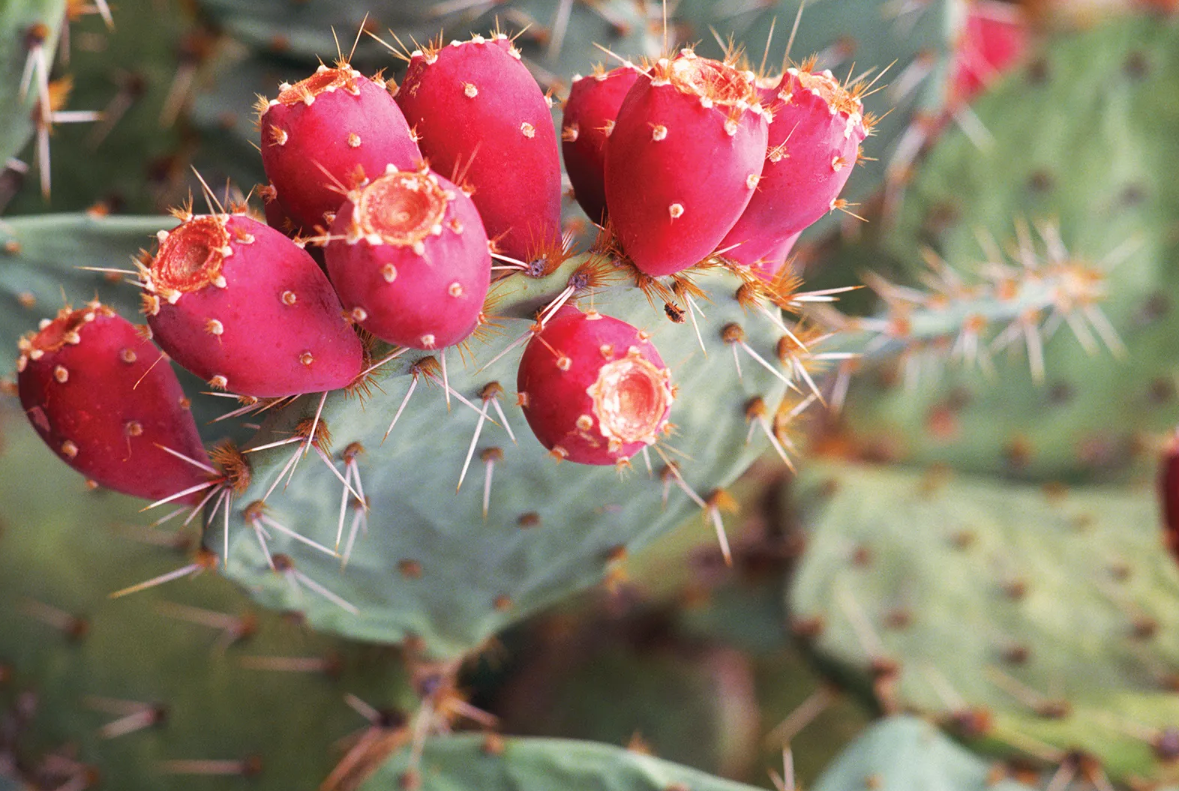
[259,64,422,233]
[15,303,209,503]
[561,65,643,224]
[951,2,1029,104]
[516,308,674,466]
[395,34,562,261]
[605,51,769,276]
[144,212,363,397]
[1160,432,1179,563]
[718,69,866,269]
[751,231,800,282]
[325,167,491,351]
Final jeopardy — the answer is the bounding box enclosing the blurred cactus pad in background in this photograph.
[3,0,1179,789]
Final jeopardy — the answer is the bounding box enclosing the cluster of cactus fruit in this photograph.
[6,0,1179,789]
[16,29,871,488]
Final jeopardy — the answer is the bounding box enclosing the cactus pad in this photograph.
[789,460,1179,784]
[842,16,1179,481]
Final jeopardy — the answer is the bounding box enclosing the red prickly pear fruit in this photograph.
[142,212,363,397]
[719,67,867,266]
[16,303,210,503]
[561,64,643,224]
[325,166,492,350]
[605,50,770,277]
[751,230,801,282]
[1161,432,1179,565]
[259,64,422,233]
[951,1,1028,104]
[395,34,562,261]
[516,308,674,466]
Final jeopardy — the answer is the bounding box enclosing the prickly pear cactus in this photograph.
[789,460,1179,784]
[213,253,790,658]
[0,409,415,791]
[0,0,65,165]
[840,16,1179,481]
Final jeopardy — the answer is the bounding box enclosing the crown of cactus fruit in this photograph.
[16,301,209,503]
[258,63,422,233]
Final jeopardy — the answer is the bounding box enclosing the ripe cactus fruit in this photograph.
[1160,431,1179,564]
[561,64,643,224]
[15,302,209,503]
[605,50,769,277]
[395,33,562,262]
[141,211,363,397]
[752,230,801,282]
[516,307,674,466]
[951,1,1029,104]
[258,64,422,233]
[325,166,491,350]
[718,67,867,268]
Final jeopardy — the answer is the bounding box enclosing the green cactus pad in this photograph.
[4,0,192,215]
[0,409,415,790]
[496,617,760,778]
[359,734,766,791]
[811,715,1036,791]
[789,460,1179,784]
[208,253,793,659]
[842,16,1179,481]
[0,0,65,166]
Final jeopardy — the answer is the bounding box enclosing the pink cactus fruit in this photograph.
[561,64,643,224]
[719,66,867,267]
[325,166,491,350]
[605,50,770,277]
[141,212,363,397]
[1161,431,1179,566]
[16,302,210,503]
[395,34,562,262]
[751,230,801,282]
[516,308,674,466]
[952,1,1029,104]
[259,64,422,233]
